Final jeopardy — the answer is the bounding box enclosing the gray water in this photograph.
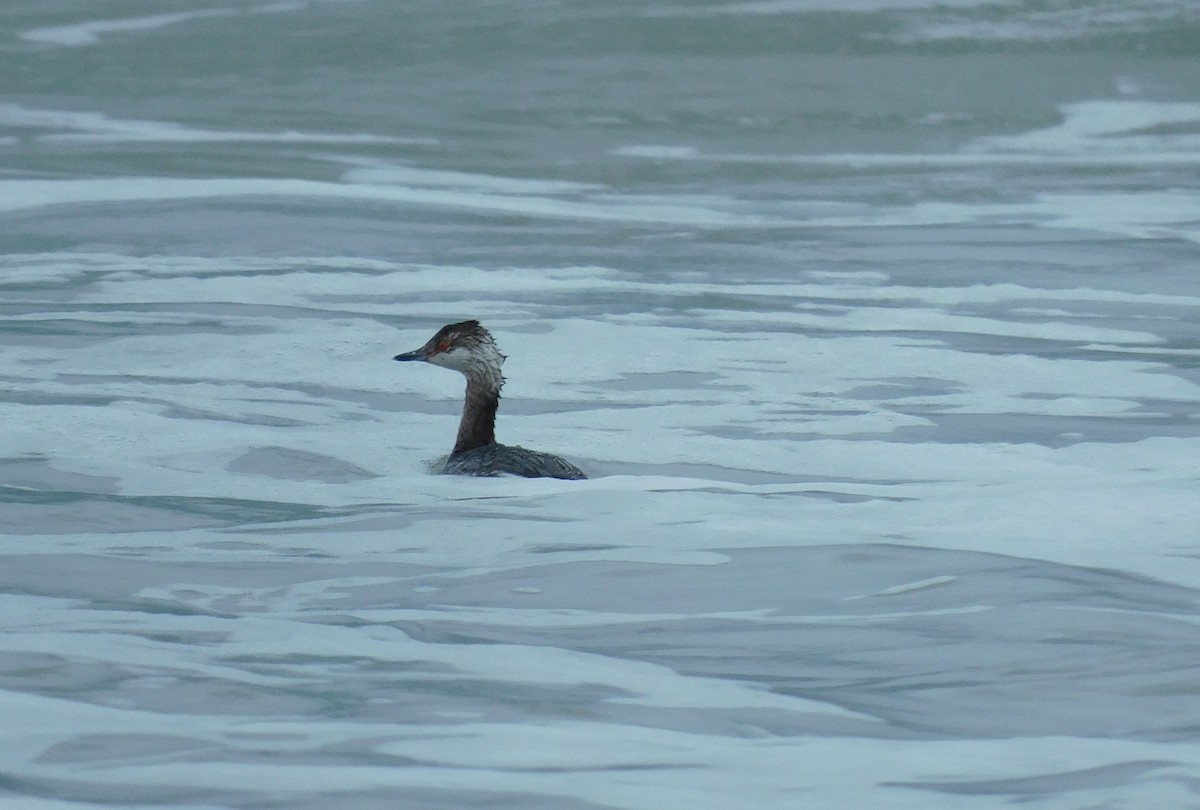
[3,1,1200,808]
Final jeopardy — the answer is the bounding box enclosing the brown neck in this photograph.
[452,376,499,454]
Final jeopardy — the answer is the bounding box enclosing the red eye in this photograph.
[436,340,450,353]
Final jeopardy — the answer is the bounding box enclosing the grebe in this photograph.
[394,320,587,480]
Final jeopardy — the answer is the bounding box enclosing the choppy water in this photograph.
[3,1,1200,808]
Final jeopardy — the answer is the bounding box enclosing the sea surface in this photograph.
[3,1,1200,808]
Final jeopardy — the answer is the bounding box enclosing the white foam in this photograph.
[18,0,367,47]
[971,100,1200,156]
[843,575,958,599]
[611,145,702,159]
[0,104,431,146]
[4,250,1198,584]
[616,96,1200,169]
[874,3,1198,44]
[0,177,786,226]
[4,137,1200,807]
[337,158,601,194]
[20,9,236,46]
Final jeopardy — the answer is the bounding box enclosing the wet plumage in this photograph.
[394,320,587,480]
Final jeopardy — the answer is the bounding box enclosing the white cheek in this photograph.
[429,348,468,370]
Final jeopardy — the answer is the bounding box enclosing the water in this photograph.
[3,1,1200,807]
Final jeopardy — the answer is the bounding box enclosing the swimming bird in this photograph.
[394,320,587,480]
